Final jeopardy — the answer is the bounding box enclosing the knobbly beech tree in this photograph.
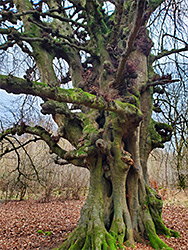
[0,0,187,249]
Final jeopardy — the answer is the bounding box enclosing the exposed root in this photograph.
[143,207,175,250]
[145,221,173,250]
[110,218,126,249]
[58,226,86,250]
[146,186,180,239]
[58,224,117,250]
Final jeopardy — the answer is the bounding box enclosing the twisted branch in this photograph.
[0,75,142,122]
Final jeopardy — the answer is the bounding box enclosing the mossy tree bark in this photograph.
[0,0,185,249]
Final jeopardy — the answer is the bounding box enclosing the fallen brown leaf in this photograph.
[0,198,187,250]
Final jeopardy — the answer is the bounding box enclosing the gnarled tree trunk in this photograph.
[58,108,178,250]
[0,0,184,249]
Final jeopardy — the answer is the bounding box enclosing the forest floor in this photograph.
[0,191,187,250]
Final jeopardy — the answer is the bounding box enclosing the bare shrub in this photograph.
[0,135,90,202]
[148,147,188,195]
[56,165,89,200]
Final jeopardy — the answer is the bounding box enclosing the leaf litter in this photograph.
[0,198,187,250]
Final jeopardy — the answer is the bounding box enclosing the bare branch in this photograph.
[0,124,67,158]
[0,137,42,157]
[4,136,26,181]
[10,135,42,184]
[0,125,88,167]
[114,0,146,87]
[15,9,87,28]
[153,45,188,62]
[148,78,180,87]
[0,75,142,122]
[0,40,15,50]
